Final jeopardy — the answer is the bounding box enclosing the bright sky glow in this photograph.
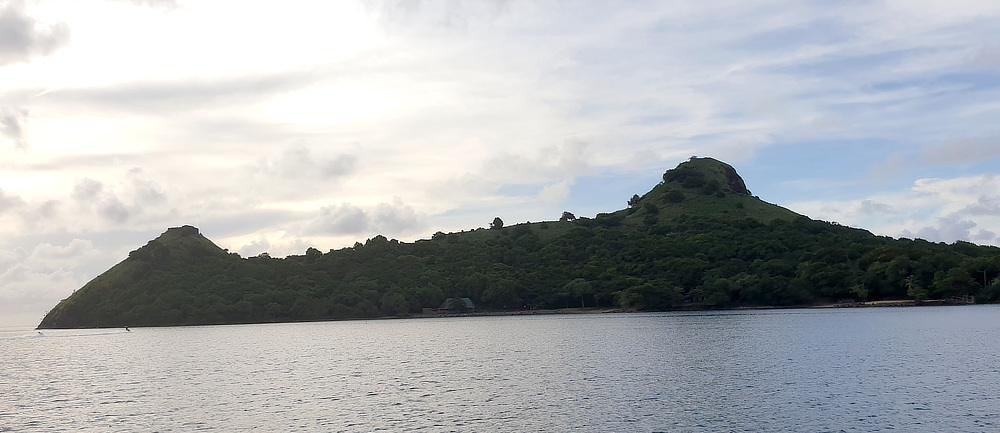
[1,0,999,326]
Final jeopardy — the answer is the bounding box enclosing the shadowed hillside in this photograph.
[39,158,1000,328]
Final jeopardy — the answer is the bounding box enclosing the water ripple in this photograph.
[3,307,1000,431]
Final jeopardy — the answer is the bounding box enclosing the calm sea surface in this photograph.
[2,306,999,432]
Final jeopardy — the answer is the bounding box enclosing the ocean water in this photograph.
[2,306,999,432]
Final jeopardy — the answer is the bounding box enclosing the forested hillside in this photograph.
[39,158,1000,328]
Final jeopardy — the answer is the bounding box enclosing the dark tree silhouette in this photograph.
[628,194,641,207]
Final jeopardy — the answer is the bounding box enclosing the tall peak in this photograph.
[662,157,751,195]
[164,225,200,236]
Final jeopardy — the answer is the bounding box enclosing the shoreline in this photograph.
[408,298,968,320]
[35,299,978,330]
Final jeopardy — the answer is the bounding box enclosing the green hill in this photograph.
[38,157,1000,328]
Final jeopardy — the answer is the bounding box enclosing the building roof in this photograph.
[439,297,475,310]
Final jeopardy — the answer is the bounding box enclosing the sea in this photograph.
[2,306,999,432]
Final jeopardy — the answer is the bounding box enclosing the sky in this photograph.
[2,0,1000,327]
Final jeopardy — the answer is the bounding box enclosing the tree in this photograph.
[563,278,594,308]
[628,194,641,207]
[379,292,410,316]
[615,288,644,311]
[851,284,869,300]
[490,217,504,230]
[663,190,685,203]
[906,276,929,303]
[560,211,577,222]
[932,268,974,299]
[979,278,1000,303]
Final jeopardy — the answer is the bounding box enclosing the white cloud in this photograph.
[902,216,979,244]
[0,239,105,326]
[111,0,179,12]
[922,135,1000,165]
[0,186,25,212]
[257,146,358,182]
[65,168,169,228]
[788,174,1000,246]
[0,0,70,66]
[858,200,894,216]
[27,239,101,272]
[371,199,423,234]
[538,181,572,203]
[972,229,997,243]
[310,203,368,236]
[966,43,1000,70]
[236,238,271,258]
[305,197,425,238]
[0,105,29,149]
[963,196,1000,216]
[869,154,909,180]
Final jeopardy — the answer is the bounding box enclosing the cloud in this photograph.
[0,187,25,213]
[965,44,1000,71]
[97,196,129,224]
[787,173,1000,246]
[0,187,60,233]
[72,178,127,223]
[902,216,979,244]
[360,0,513,30]
[910,175,1000,206]
[111,0,180,12]
[972,229,997,243]
[481,139,593,187]
[67,169,168,227]
[922,135,1000,165]
[0,106,28,149]
[236,238,271,258]
[962,196,1000,216]
[306,198,425,237]
[371,199,422,234]
[858,200,893,216]
[869,153,908,180]
[43,71,320,113]
[236,146,360,203]
[0,239,104,325]
[26,239,100,272]
[124,168,167,207]
[0,0,70,66]
[268,146,358,181]
[311,203,367,235]
[538,181,572,202]
[72,177,103,200]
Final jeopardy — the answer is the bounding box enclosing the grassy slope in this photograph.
[623,157,799,225]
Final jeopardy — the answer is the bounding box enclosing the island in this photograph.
[38,157,1000,328]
